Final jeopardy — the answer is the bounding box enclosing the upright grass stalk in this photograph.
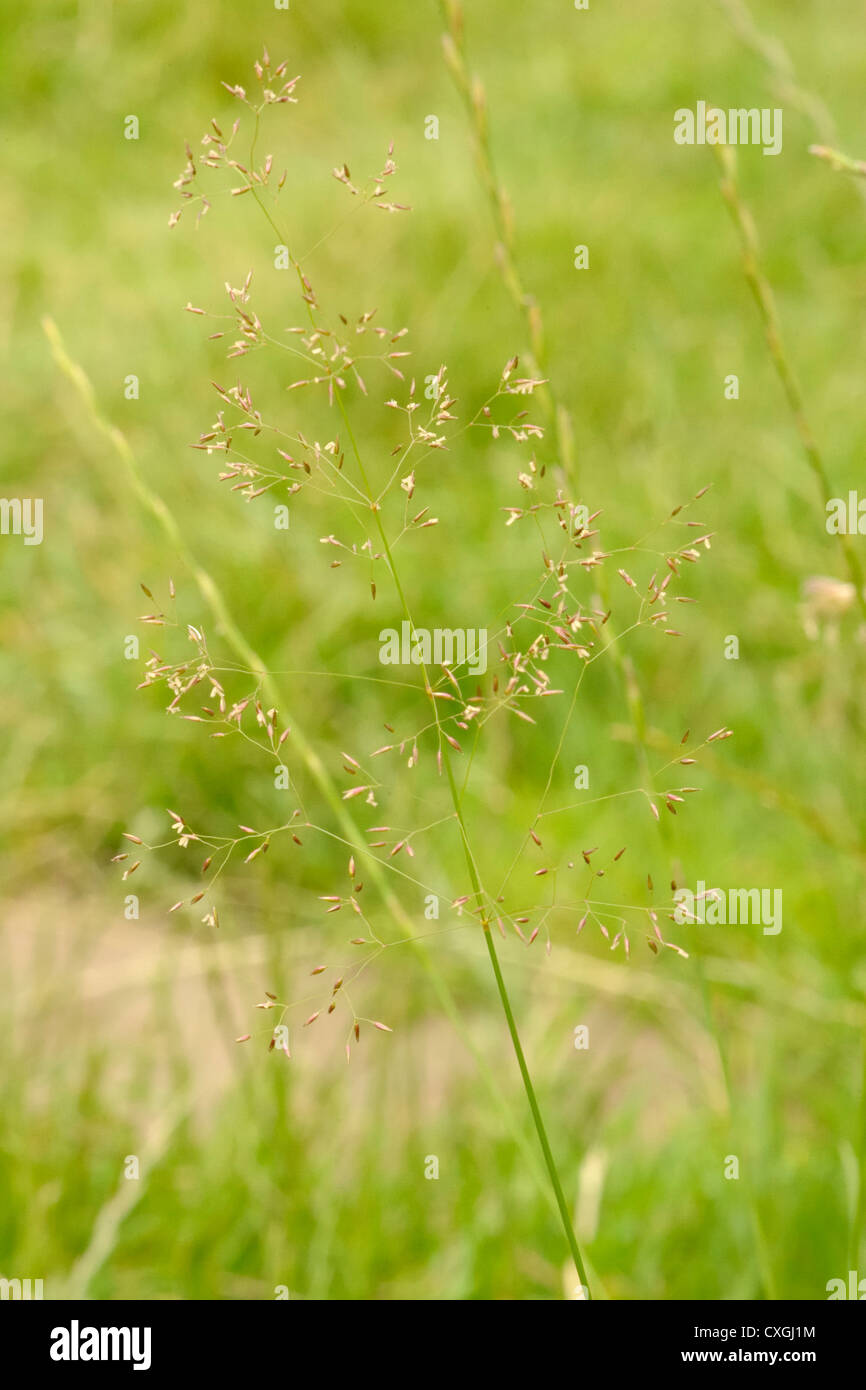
[800,138,866,1282]
[717,0,866,221]
[714,143,866,1288]
[437,1,783,1296]
[714,144,866,618]
[437,0,576,485]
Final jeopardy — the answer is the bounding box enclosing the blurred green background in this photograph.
[1,0,865,1300]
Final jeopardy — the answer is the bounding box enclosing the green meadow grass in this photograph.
[1,0,865,1298]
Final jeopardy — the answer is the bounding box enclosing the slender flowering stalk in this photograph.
[714,144,866,619]
[716,0,841,151]
[438,0,575,485]
[54,51,729,1300]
